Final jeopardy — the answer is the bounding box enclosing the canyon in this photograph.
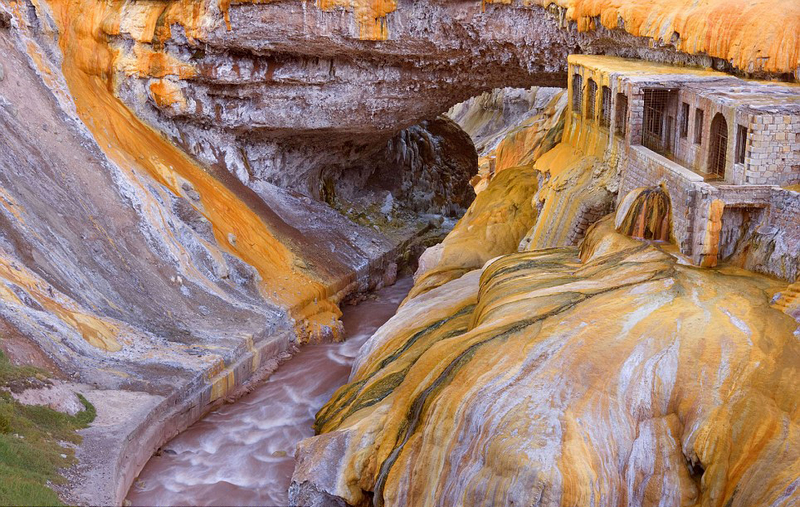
[0,0,797,505]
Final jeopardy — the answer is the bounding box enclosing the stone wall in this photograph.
[620,146,703,255]
[569,56,799,279]
[671,88,744,182]
[746,114,800,186]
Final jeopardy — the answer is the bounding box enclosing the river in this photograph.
[127,277,413,506]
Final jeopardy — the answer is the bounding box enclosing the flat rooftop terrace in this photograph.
[569,55,800,113]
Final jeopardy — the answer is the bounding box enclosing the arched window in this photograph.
[586,79,597,119]
[708,113,728,178]
[600,86,612,127]
[615,93,628,136]
[572,74,583,113]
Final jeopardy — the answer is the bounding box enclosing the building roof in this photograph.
[569,55,800,114]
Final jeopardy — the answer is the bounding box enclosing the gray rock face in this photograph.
[0,6,477,503]
[113,1,733,199]
[328,116,478,217]
[447,86,563,158]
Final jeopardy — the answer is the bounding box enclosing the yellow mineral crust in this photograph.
[411,88,609,302]
[517,101,616,251]
[32,0,343,336]
[406,165,539,302]
[0,254,122,351]
[773,278,800,322]
[615,186,672,242]
[470,91,568,194]
[487,0,800,76]
[490,91,567,174]
[308,217,799,506]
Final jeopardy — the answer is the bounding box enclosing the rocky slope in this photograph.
[293,216,799,507]
[0,0,798,504]
[0,3,476,502]
[447,86,567,193]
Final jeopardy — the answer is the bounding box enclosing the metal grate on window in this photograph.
[735,125,748,164]
[586,79,597,119]
[694,108,704,144]
[679,102,689,138]
[709,113,728,178]
[615,93,628,136]
[642,89,671,153]
[572,74,583,113]
[601,86,612,127]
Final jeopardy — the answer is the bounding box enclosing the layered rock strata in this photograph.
[447,87,567,193]
[292,216,800,507]
[0,0,798,503]
[0,3,475,502]
[39,0,800,202]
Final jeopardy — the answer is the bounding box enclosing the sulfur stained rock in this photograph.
[35,0,798,204]
[2,0,799,502]
[408,165,540,301]
[448,87,568,193]
[293,217,800,507]
[615,186,672,242]
[0,7,476,503]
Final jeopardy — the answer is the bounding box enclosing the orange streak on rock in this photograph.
[315,0,397,40]
[0,256,122,352]
[487,0,800,76]
[36,0,336,323]
[148,79,188,109]
[700,199,725,268]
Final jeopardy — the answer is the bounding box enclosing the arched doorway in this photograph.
[708,113,728,178]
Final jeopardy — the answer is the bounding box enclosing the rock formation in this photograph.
[293,217,799,507]
[447,86,567,193]
[0,0,798,503]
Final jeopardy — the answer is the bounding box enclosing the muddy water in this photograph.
[127,277,413,506]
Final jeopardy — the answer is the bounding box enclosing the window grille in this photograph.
[679,102,689,138]
[600,86,612,127]
[735,125,748,164]
[572,74,582,113]
[642,89,670,153]
[615,93,627,136]
[586,79,597,119]
[708,113,728,178]
[694,108,704,144]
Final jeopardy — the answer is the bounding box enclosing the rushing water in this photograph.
[127,277,413,506]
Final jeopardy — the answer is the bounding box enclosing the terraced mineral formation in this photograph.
[293,216,800,507]
[1,0,799,503]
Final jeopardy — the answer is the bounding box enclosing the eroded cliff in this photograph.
[0,0,798,504]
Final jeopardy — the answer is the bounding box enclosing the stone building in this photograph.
[568,55,800,271]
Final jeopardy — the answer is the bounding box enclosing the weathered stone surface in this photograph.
[0,7,472,503]
[11,380,84,415]
[293,217,800,507]
[50,0,798,198]
[1,0,799,503]
[325,116,478,217]
[447,86,566,193]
